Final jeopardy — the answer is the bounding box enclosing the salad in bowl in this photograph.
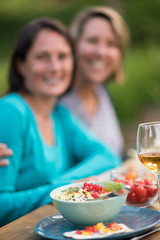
[50,181,127,226]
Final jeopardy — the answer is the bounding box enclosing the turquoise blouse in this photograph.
[0,93,122,226]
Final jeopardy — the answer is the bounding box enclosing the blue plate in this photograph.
[34,206,160,239]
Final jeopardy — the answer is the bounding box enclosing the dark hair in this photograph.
[8,17,76,93]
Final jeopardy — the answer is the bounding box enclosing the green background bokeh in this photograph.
[0,0,160,123]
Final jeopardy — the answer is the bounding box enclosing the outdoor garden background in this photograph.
[0,0,160,151]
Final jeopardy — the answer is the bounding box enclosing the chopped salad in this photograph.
[55,182,122,201]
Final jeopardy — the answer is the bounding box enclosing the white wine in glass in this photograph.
[137,122,160,211]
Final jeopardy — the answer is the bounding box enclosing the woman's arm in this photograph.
[0,101,54,226]
[0,184,54,226]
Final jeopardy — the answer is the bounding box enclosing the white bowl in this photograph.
[50,181,127,226]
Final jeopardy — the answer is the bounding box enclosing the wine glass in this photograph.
[137,121,160,211]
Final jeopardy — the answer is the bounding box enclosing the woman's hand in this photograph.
[0,144,13,167]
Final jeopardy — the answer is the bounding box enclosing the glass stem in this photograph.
[156,175,160,211]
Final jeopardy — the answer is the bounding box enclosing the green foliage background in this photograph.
[0,0,160,123]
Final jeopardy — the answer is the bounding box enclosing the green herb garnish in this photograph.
[102,181,123,192]
[63,186,80,194]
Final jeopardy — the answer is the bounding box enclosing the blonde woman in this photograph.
[60,7,130,158]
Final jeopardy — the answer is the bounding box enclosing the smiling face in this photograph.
[18,29,74,98]
[76,17,121,84]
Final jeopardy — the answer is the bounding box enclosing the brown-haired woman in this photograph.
[0,17,121,226]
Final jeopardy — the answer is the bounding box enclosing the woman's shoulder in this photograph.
[59,89,78,106]
[0,93,28,116]
[98,85,114,104]
[55,103,90,132]
[55,103,83,126]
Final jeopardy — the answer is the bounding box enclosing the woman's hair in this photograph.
[8,17,76,93]
[70,7,130,83]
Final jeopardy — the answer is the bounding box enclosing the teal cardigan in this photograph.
[0,93,122,226]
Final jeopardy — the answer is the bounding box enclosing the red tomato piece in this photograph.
[138,196,148,204]
[92,192,99,198]
[134,180,144,186]
[135,185,147,203]
[84,226,94,232]
[83,182,88,188]
[107,222,119,228]
[127,182,135,193]
[84,225,97,233]
[127,192,137,204]
[101,189,105,193]
[147,186,158,197]
[92,225,97,232]
[87,186,93,192]
[144,179,153,186]
[93,184,100,192]
[76,230,82,234]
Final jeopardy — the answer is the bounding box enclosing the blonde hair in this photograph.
[70,6,130,83]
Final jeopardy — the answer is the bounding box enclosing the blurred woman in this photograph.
[0,17,121,226]
[0,7,130,165]
[60,7,130,158]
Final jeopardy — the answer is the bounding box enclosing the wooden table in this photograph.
[1,203,160,240]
